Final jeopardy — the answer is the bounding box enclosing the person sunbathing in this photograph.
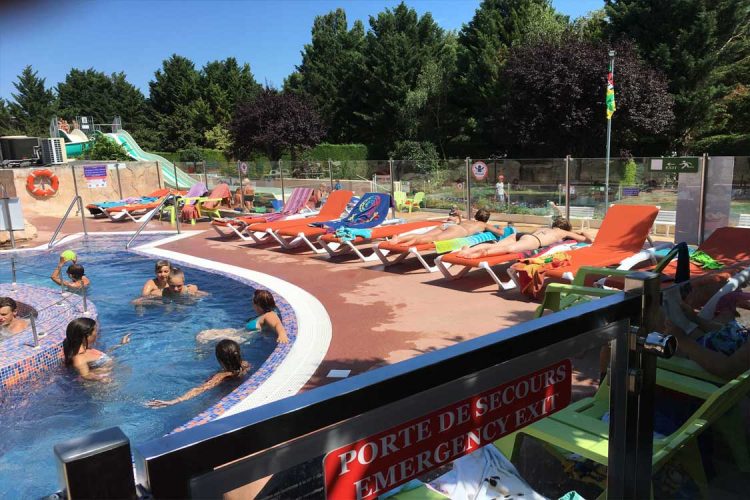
[455,216,593,258]
[390,208,491,246]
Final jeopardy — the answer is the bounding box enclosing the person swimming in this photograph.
[146,339,250,407]
[51,256,90,290]
[196,289,289,344]
[62,318,130,382]
[0,296,29,336]
[142,260,172,297]
[161,268,205,300]
[390,208,492,246]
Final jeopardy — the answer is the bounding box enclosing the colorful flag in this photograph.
[606,71,616,119]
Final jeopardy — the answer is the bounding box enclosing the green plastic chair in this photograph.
[495,368,750,499]
[404,191,424,213]
[394,191,408,212]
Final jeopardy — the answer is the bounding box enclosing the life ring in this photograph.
[26,169,60,198]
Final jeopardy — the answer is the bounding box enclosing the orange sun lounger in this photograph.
[239,190,353,245]
[104,189,186,222]
[373,240,444,272]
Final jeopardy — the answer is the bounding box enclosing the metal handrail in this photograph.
[125,194,180,249]
[49,196,87,248]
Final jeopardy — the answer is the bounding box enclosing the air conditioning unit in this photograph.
[41,138,67,165]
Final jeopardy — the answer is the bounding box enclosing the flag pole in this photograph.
[605,50,616,211]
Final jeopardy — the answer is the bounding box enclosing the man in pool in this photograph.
[455,216,593,258]
[51,256,90,289]
[390,208,492,246]
[161,268,205,300]
[0,297,29,336]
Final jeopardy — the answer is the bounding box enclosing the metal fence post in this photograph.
[203,161,209,188]
[279,160,286,204]
[328,159,334,190]
[698,153,709,244]
[77,196,88,237]
[565,155,571,220]
[465,157,471,217]
[388,158,395,218]
[114,163,123,199]
[173,163,179,191]
[156,162,162,189]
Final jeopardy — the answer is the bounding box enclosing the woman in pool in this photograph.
[162,268,205,299]
[147,339,250,407]
[141,260,172,297]
[197,289,289,344]
[63,318,130,382]
[51,256,90,290]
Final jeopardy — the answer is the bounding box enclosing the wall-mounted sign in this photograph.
[239,162,248,174]
[83,164,107,188]
[323,359,572,500]
[649,157,699,173]
[472,161,488,181]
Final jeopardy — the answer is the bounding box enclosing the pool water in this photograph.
[0,235,276,498]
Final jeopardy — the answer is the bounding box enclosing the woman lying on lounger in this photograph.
[455,216,593,258]
[390,208,491,246]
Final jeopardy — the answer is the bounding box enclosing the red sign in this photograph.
[323,360,571,500]
[471,161,488,181]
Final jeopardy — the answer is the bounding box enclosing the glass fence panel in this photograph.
[731,156,750,227]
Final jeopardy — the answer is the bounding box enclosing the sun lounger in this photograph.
[317,220,441,261]
[211,187,315,238]
[105,192,181,222]
[238,190,353,245]
[86,188,176,217]
[267,192,393,252]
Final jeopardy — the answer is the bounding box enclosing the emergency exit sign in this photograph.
[650,157,699,173]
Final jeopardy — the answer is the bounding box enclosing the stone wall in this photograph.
[1,161,161,218]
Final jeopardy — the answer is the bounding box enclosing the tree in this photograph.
[231,88,325,160]
[200,58,261,127]
[454,0,566,148]
[82,135,130,161]
[605,0,750,149]
[8,65,56,137]
[496,37,674,157]
[286,9,367,142]
[0,99,20,136]
[357,2,448,153]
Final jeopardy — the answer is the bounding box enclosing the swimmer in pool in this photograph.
[63,317,130,382]
[455,216,593,258]
[197,289,289,344]
[161,268,206,300]
[141,260,172,297]
[390,208,491,246]
[51,256,90,290]
[0,296,29,336]
[147,339,249,407]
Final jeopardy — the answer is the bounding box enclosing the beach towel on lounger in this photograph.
[315,192,391,232]
[434,226,516,254]
[334,227,373,242]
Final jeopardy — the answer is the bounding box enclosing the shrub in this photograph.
[82,135,130,161]
[621,159,637,186]
[306,143,369,161]
[691,134,750,155]
[179,145,204,162]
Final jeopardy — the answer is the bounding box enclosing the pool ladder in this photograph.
[125,194,181,249]
[49,196,88,248]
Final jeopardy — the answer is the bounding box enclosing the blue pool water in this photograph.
[0,235,277,498]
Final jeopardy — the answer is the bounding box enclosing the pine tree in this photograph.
[149,55,203,150]
[200,58,261,126]
[8,65,57,137]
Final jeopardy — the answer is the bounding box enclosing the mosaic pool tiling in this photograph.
[0,283,98,390]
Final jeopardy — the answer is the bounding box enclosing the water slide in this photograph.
[106,130,196,188]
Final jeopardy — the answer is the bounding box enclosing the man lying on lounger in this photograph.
[390,208,491,246]
[455,216,594,258]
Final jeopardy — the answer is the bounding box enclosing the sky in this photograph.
[0,0,604,101]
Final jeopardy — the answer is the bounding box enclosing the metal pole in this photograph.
[203,161,209,188]
[1,196,16,249]
[71,164,80,204]
[565,155,571,220]
[604,50,616,213]
[77,196,88,237]
[29,314,39,348]
[236,160,242,191]
[175,197,182,235]
[81,282,88,313]
[279,160,286,204]
[115,163,123,199]
[328,159,333,191]
[11,256,17,288]
[697,153,709,244]
[465,157,471,217]
[389,158,395,219]
[173,163,179,191]
[156,162,162,189]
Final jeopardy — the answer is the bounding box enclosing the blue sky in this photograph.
[0,0,603,100]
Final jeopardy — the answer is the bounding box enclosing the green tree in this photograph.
[454,0,565,149]
[605,0,750,150]
[358,2,448,153]
[8,65,57,137]
[287,9,367,142]
[0,99,20,136]
[149,55,205,151]
[200,58,261,126]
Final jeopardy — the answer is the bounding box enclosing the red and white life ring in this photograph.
[26,169,60,198]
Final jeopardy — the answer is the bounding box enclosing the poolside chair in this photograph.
[211,187,315,239]
[494,368,750,499]
[317,220,441,262]
[86,188,174,218]
[393,191,408,212]
[105,190,185,223]
[504,205,660,297]
[267,192,394,252]
[403,191,424,213]
[238,190,353,245]
[193,183,232,220]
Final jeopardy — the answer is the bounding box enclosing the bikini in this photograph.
[87,351,112,368]
[515,232,543,248]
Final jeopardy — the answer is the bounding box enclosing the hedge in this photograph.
[306,143,369,161]
[153,148,230,165]
[691,134,750,156]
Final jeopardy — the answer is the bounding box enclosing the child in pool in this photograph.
[51,256,90,289]
[141,260,172,297]
[63,317,130,382]
[0,296,29,336]
[147,339,249,407]
[196,289,289,344]
[161,268,205,299]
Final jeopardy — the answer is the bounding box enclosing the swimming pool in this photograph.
[0,234,282,498]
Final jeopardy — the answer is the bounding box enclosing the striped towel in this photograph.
[434,231,498,254]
